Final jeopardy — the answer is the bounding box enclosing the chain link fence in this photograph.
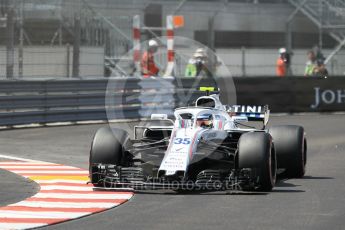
[0,0,133,79]
[0,0,345,78]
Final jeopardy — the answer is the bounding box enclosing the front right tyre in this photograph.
[269,125,307,178]
[89,127,131,185]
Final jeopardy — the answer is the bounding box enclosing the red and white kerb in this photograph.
[0,157,133,230]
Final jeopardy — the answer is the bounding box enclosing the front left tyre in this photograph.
[237,132,277,191]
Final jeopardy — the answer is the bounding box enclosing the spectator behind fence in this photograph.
[313,59,329,78]
[141,39,160,78]
[304,50,317,76]
[185,48,212,78]
[276,48,287,77]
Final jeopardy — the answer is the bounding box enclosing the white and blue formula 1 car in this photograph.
[89,92,307,192]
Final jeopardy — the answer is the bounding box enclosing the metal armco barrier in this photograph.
[0,78,176,126]
[0,77,344,126]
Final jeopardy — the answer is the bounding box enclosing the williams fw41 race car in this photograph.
[89,92,307,192]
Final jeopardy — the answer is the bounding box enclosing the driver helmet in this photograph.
[196,114,213,128]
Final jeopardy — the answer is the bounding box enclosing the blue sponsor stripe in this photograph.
[236,113,264,118]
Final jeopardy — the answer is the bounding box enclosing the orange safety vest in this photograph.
[141,51,159,78]
[276,58,286,77]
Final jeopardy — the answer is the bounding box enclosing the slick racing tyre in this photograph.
[89,127,131,185]
[269,125,307,178]
[238,132,277,191]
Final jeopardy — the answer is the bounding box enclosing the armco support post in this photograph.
[66,44,71,78]
[6,8,14,79]
[72,16,81,78]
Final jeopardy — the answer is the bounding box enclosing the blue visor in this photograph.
[197,114,212,120]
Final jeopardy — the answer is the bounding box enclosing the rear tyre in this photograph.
[238,132,276,191]
[89,127,131,185]
[269,125,307,178]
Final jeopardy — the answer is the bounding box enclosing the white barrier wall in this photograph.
[216,48,345,76]
[171,47,345,77]
[1,46,344,78]
[0,46,104,78]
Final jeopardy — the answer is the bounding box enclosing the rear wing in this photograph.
[227,105,270,128]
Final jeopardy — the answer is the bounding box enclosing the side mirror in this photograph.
[151,114,168,120]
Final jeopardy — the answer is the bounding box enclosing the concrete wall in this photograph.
[216,48,345,76]
[163,1,319,40]
[1,45,343,78]
[169,47,345,77]
[53,1,318,40]
[0,46,104,78]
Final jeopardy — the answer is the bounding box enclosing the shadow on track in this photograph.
[275,180,301,188]
[302,176,334,180]
[96,176,331,195]
[132,177,313,195]
[134,190,269,196]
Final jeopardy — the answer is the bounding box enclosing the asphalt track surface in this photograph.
[0,166,38,207]
[0,114,344,230]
